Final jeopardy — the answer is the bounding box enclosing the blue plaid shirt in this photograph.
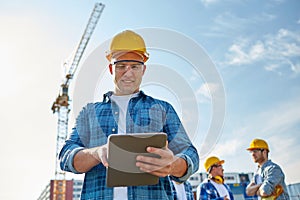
[59,91,199,200]
[197,179,234,200]
[252,160,289,200]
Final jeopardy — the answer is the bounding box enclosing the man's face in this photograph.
[109,52,146,96]
[249,149,265,163]
[210,164,224,177]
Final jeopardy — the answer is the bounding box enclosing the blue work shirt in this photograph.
[197,179,234,200]
[59,91,199,200]
[254,160,289,200]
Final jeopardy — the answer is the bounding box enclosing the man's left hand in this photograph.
[136,144,180,177]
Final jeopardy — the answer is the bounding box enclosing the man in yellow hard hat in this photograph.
[59,30,199,199]
[246,138,289,200]
[197,156,234,200]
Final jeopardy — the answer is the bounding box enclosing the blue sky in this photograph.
[0,0,299,199]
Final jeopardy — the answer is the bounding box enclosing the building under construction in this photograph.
[37,179,83,200]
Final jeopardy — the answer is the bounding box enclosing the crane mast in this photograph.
[51,3,105,180]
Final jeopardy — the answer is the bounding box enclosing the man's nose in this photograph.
[122,66,135,75]
[122,65,135,72]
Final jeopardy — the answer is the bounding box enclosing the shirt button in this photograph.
[112,128,116,132]
[114,111,118,115]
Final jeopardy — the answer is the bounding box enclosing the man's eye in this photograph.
[116,65,126,69]
[131,65,139,69]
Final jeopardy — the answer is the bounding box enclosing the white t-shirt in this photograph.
[255,167,262,184]
[254,167,263,200]
[110,93,138,200]
[210,180,231,200]
[172,180,187,200]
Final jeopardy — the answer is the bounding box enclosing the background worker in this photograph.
[197,156,234,200]
[246,138,289,200]
[59,30,199,199]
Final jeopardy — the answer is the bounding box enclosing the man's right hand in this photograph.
[73,144,108,173]
[224,195,230,200]
[94,144,108,167]
[246,182,262,196]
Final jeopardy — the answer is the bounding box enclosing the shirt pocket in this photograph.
[132,106,165,132]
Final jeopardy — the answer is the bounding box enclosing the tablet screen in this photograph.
[106,132,167,187]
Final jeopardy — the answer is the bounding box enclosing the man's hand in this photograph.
[94,144,109,167]
[73,144,108,173]
[246,182,262,196]
[135,143,187,178]
[224,195,230,200]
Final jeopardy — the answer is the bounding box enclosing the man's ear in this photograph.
[142,65,147,74]
[109,64,113,74]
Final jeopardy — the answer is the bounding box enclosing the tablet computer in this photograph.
[106,132,167,187]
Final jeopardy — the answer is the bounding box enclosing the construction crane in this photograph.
[51,3,105,180]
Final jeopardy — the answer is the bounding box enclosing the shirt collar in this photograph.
[102,90,145,102]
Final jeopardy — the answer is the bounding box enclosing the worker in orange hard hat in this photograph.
[246,139,289,200]
[59,29,199,200]
[105,30,149,96]
[197,156,234,200]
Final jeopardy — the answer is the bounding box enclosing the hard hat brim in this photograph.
[217,160,225,165]
[106,50,149,62]
[246,147,269,151]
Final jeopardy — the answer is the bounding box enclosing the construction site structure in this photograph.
[51,2,105,181]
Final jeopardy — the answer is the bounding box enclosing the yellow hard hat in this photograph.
[247,138,269,151]
[106,30,149,62]
[204,156,225,172]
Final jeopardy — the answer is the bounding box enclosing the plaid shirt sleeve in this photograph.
[162,101,199,182]
[260,160,290,199]
[59,128,85,174]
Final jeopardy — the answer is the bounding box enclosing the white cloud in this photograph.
[249,42,265,60]
[227,43,248,65]
[264,63,283,76]
[264,63,279,72]
[196,82,220,102]
[225,29,300,75]
[209,138,242,156]
[290,61,300,74]
[226,39,266,65]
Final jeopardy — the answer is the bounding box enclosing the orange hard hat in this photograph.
[106,30,149,62]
